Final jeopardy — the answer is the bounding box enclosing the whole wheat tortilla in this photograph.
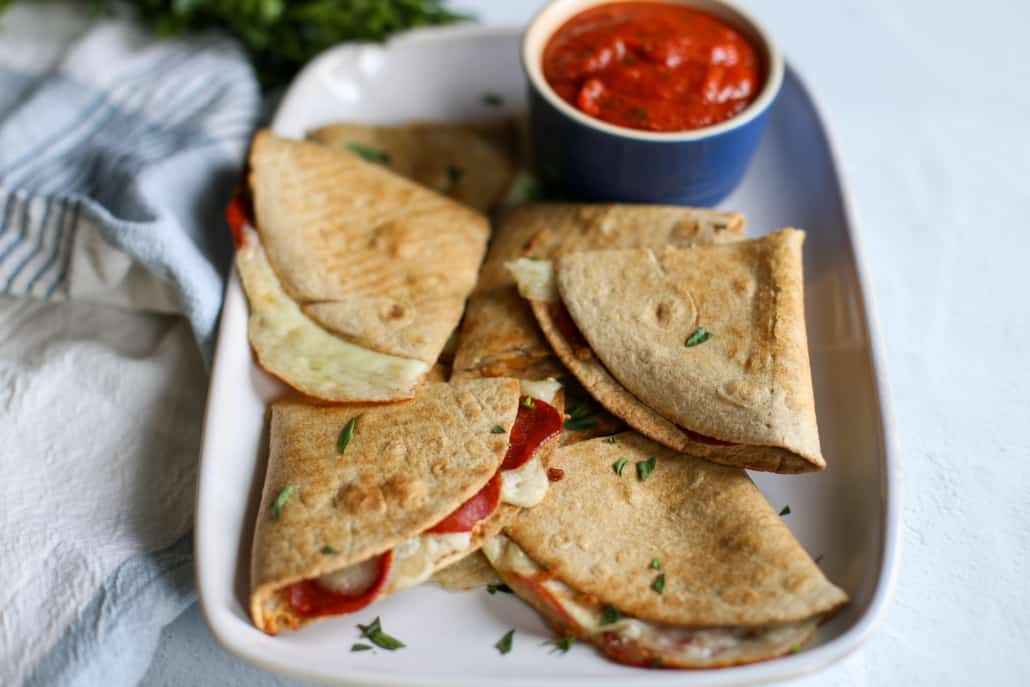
[452,203,744,380]
[554,229,824,472]
[430,551,502,591]
[248,130,489,364]
[308,119,518,213]
[504,433,847,628]
[250,378,519,634]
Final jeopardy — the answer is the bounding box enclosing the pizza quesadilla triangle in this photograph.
[483,433,847,668]
[508,228,825,473]
[251,378,564,634]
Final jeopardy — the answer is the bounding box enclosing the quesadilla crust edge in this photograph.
[504,434,848,627]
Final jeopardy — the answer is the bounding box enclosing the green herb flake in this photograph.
[600,604,621,626]
[612,458,629,476]
[790,645,802,654]
[563,414,599,431]
[320,545,338,555]
[650,559,661,571]
[487,584,513,595]
[684,327,713,347]
[650,657,663,668]
[629,107,648,122]
[357,617,406,651]
[521,396,536,409]
[446,165,464,186]
[482,92,504,107]
[491,425,507,434]
[568,403,591,420]
[603,437,617,444]
[337,417,358,453]
[495,629,515,655]
[272,485,295,520]
[651,573,666,594]
[636,456,657,481]
[779,505,791,516]
[549,635,574,654]
[351,643,372,652]
[346,143,390,164]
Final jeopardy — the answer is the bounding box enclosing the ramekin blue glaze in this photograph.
[523,0,784,206]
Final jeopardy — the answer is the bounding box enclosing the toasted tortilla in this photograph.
[487,433,847,666]
[549,229,823,472]
[236,226,429,402]
[430,551,502,591]
[248,130,489,364]
[452,203,744,380]
[308,119,518,213]
[250,378,520,634]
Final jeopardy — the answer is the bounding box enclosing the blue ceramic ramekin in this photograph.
[523,0,784,206]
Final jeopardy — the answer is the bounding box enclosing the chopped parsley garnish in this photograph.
[651,573,666,594]
[351,643,372,652]
[600,604,621,626]
[491,425,507,434]
[563,414,598,431]
[495,629,515,655]
[521,396,536,409]
[346,142,390,164]
[603,436,617,444]
[338,417,358,453]
[271,485,295,520]
[629,107,648,122]
[636,456,657,481]
[612,458,629,476]
[650,559,661,571]
[320,545,338,555]
[568,403,591,420]
[685,327,713,347]
[487,583,513,595]
[357,617,405,651]
[549,636,574,654]
[446,165,464,186]
[650,657,663,668]
[482,92,504,107]
[779,505,791,516]
[790,645,801,654]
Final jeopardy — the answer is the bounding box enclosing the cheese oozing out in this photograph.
[506,258,558,303]
[384,531,474,594]
[498,378,561,508]
[482,535,818,667]
[317,556,382,596]
[236,226,429,401]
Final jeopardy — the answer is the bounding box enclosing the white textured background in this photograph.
[135,1,1030,685]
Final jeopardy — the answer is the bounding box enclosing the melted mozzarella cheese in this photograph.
[317,557,382,596]
[236,226,429,401]
[385,531,473,594]
[500,456,549,507]
[519,377,561,405]
[483,536,817,667]
[506,258,558,303]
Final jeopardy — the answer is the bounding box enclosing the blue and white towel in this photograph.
[0,2,259,361]
[0,3,259,685]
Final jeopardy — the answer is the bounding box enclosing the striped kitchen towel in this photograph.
[0,3,260,361]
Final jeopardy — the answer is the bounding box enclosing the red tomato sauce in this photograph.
[542,2,762,132]
[225,188,253,249]
[286,550,392,618]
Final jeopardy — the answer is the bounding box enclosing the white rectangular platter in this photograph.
[195,24,899,687]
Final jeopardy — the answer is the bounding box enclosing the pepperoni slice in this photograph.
[286,550,393,618]
[501,396,562,472]
[427,473,502,534]
[225,189,253,249]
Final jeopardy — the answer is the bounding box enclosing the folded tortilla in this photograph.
[509,229,825,473]
[451,203,745,381]
[483,433,847,668]
[430,551,502,591]
[251,378,519,634]
[248,130,489,366]
[308,119,518,213]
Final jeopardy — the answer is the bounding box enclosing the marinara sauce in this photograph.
[542,2,762,132]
